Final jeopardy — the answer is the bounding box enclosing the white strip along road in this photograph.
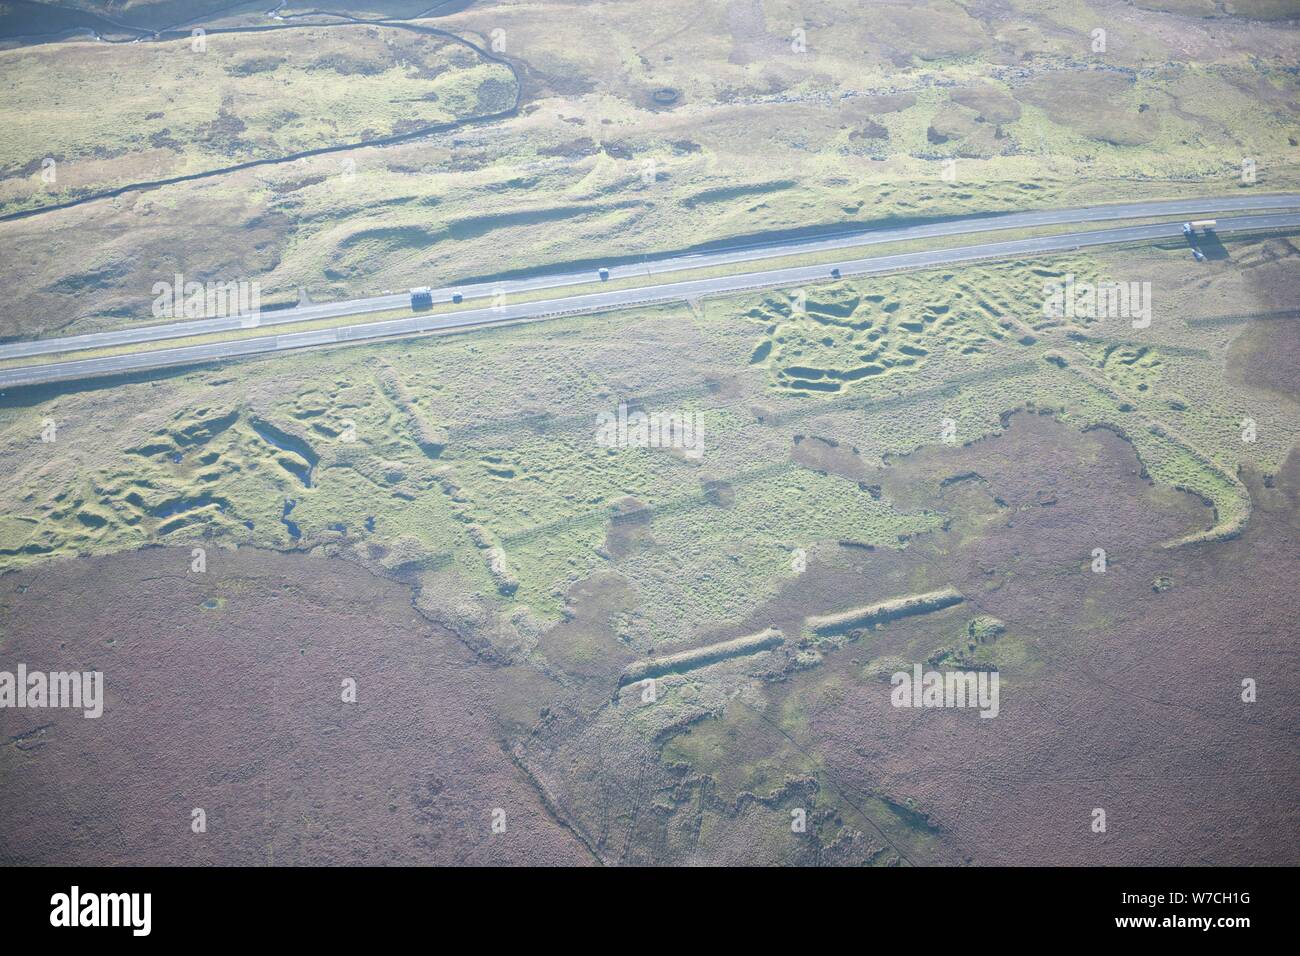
[4,193,1299,364]
[2,208,1298,390]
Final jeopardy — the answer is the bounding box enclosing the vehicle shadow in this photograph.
[1196,231,1232,261]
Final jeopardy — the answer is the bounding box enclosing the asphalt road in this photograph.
[4,192,1299,364]
[3,207,1298,390]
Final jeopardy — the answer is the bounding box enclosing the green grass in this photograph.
[8,237,1287,614]
[6,0,1300,348]
[0,24,514,216]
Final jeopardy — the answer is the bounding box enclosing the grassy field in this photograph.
[2,0,1298,343]
[3,230,1294,631]
[0,22,514,216]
